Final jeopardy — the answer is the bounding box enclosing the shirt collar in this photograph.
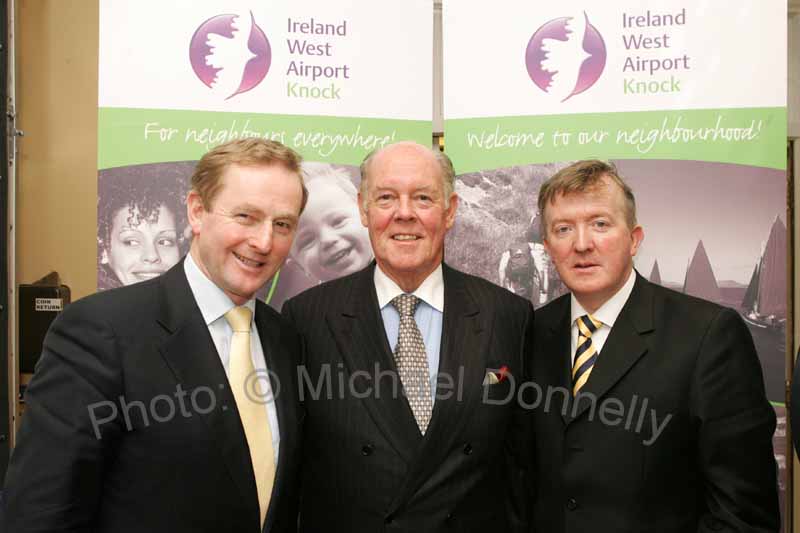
[184,251,256,326]
[570,268,636,328]
[374,263,444,312]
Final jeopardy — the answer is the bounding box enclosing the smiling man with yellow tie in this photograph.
[4,139,307,533]
[530,160,779,533]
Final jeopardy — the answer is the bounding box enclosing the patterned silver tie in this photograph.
[391,294,433,434]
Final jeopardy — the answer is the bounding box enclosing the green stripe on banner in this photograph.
[98,108,431,169]
[445,107,787,172]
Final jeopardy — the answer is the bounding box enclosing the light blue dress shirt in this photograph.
[374,265,444,401]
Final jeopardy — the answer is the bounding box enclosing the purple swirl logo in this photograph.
[525,12,606,102]
[189,12,271,100]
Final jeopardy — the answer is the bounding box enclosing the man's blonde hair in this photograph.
[191,138,308,213]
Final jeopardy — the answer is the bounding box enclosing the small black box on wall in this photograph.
[19,283,71,374]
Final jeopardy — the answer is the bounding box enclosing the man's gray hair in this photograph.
[358,143,456,209]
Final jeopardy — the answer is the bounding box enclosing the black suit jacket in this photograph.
[531,273,779,533]
[3,261,304,533]
[283,263,533,533]
[791,348,800,454]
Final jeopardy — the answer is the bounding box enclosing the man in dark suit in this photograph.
[4,139,307,533]
[531,160,779,532]
[283,141,533,532]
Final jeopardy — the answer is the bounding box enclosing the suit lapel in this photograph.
[568,273,655,422]
[541,296,573,425]
[254,303,298,533]
[389,265,489,514]
[155,261,261,524]
[326,264,422,463]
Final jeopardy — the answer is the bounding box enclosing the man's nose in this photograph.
[395,196,415,220]
[250,223,273,253]
[574,226,594,252]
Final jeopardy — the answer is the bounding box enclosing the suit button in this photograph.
[463,443,473,455]
[566,498,578,511]
[361,444,374,456]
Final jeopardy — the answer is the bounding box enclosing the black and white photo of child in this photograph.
[290,162,373,283]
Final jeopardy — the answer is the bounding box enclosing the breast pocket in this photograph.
[481,379,515,406]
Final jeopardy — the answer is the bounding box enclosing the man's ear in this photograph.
[186,191,206,237]
[444,194,459,229]
[358,192,369,227]
[630,225,644,257]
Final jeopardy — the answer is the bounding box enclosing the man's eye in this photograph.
[332,216,347,228]
[594,220,609,228]
[275,220,293,232]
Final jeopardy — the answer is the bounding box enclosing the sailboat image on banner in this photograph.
[741,216,787,332]
[682,240,722,305]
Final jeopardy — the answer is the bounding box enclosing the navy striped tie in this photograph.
[572,314,602,395]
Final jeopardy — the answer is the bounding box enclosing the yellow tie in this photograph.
[225,306,275,526]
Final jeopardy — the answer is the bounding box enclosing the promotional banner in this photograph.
[444,1,785,171]
[98,0,432,307]
[444,0,788,523]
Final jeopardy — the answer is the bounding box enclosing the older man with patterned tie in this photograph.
[283,141,534,533]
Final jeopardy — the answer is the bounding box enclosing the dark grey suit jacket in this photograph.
[3,261,304,533]
[530,273,779,533]
[283,262,533,533]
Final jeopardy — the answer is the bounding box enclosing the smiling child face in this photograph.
[292,179,372,282]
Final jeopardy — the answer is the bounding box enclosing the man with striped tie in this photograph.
[529,160,778,533]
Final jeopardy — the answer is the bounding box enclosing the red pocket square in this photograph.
[484,365,510,385]
[497,365,510,383]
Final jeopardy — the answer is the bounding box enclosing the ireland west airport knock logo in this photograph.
[190,12,271,100]
[525,11,606,102]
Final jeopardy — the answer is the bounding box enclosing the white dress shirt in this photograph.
[184,252,280,464]
[570,268,636,364]
[374,264,444,400]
